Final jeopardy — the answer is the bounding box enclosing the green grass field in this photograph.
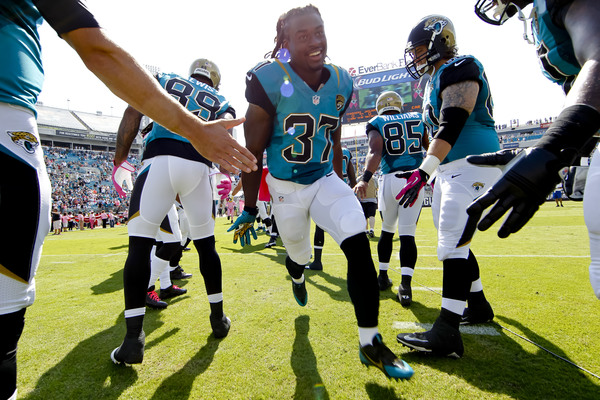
[18,202,600,399]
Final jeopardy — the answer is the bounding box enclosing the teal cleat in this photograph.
[359,333,414,380]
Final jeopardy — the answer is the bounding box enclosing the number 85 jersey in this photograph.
[245,59,353,184]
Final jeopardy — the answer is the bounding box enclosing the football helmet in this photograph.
[404,15,457,80]
[189,58,221,89]
[474,0,523,25]
[376,91,403,115]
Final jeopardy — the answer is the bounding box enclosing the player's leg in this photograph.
[311,174,413,379]
[152,206,186,301]
[307,225,325,271]
[0,105,51,392]
[178,161,229,338]
[112,156,176,364]
[585,146,600,299]
[265,174,312,306]
[378,174,400,291]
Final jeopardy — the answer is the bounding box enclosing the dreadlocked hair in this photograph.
[267,4,322,59]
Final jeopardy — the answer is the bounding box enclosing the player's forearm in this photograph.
[241,165,262,209]
[114,106,142,165]
[364,150,381,175]
[63,28,201,140]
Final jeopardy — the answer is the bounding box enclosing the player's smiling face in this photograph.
[283,12,327,73]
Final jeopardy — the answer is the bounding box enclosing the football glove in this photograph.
[216,178,232,200]
[457,147,563,247]
[227,210,257,247]
[466,148,522,172]
[395,169,429,208]
[112,161,135,199]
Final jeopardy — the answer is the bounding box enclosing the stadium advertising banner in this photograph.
[342,65,425,125]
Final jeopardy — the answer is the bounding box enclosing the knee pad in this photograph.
[338,209,366,240]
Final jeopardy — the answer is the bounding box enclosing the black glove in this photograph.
[457,147,564,247]
[466,148,521,169]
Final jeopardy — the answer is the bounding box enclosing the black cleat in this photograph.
[397,318,464,358]
[146,290,168,309]
[111,331,145,365]
[306,260,323,271]
[461,301,494,325]
[398,283,412,307]
[377,274,392,291]
[210,314,231,339]
[170,265,192,280]
[359,333,414,380]
[159,284,187,300]
[292,280,308,306]
[265,236,278,248]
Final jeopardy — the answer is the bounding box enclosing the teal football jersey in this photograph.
[532,0,580,93]
[0,1,44,115]
[422,55,500,163]
[145,73,232,145]
[342,147,352,183]
[247,60,353,184]
[365,112,425,174]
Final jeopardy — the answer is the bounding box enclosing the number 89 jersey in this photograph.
[246,60,353,184]
[365,112,425,174]
[145,72,232,145]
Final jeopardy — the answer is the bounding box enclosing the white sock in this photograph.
[358,327,379,347]
[379,262,389,271]
[291,275,305,284]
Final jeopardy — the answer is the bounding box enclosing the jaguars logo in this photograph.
[335,94,346,111]
[8,131,39,154]
[472,182,485,192]
[424,17,447,35]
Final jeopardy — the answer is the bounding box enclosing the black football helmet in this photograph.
[474,0,532,25]
[404,15,457,80]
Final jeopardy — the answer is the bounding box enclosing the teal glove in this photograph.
[227,210,257,247]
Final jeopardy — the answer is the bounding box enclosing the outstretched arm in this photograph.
[59,27,256,174]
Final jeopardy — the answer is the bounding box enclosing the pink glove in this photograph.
[112,161,135,199]
[216,177,232,200]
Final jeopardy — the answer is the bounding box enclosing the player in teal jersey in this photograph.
[111,59,236,365]
[395,15,500,358]
[0,2,254,398]
[229,4,413,380]
[355,91,429,304]
[308,146,356,271]
[469,0,600,299]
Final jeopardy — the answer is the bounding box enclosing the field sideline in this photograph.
[18,202,600,399]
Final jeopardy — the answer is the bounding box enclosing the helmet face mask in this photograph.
[376,91,404,115]
[404,15,457,80]
[189,59,221,90]
[475,0,520,25]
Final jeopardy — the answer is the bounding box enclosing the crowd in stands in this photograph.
[43,146,137,216]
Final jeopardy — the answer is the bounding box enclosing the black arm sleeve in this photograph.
[245,73,276,117]
[438,57,481,93]
[35,0,99,35]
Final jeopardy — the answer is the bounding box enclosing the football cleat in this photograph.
[398,283,412,307]
[159,285,187,300]
[461,301,494,325]
[170,265,192,280]
[306,260,323,271]
[359,333,414,380]
[265,236,278,248]
[377,274,393,291]
[397,318,464,358]
[111,331,145,365]
[146,290,168,309]
[292,280,308,306]
[210,314,231,339]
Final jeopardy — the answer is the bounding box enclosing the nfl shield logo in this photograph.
[278,196,284,202]
[312,95,320,105]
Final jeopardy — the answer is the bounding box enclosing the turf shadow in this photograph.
[291,315,330,400]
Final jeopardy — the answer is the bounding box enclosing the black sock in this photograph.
[123,236,155,310]
[194,236,222,294]
[313,247,322,263]
[285,256,305,280]
[399,235,417,269]
[377,231,394,263]
[125,315,144,338]
[341,233,378,328]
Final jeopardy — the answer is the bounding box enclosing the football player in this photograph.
[354,91,429,304]
[110,59,235,365]
[0,2,254,399]
[229,5,413,380]
[394,15,500,358]
[467,0,600,298]
[308,146,356,271]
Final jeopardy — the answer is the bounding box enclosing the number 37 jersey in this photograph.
[246,60,353,184]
